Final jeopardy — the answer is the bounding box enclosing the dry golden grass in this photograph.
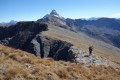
[0,44,120,80]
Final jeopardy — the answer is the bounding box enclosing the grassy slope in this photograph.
[0,44,120,80]
[41,24,120,64]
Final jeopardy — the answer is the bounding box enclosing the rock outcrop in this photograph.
[25,34,116,66]
[69,46,117,66]
[0,21,48,49]
[26,34,76,62]
[0,21,76,62]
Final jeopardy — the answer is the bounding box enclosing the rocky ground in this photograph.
[25,34,119,67]
[70,46,119,67]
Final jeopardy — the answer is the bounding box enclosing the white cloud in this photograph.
[109,12,120,18]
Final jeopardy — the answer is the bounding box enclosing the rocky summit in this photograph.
[50,10,59,16]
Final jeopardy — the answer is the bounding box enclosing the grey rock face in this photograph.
[26,35,49,58]
[50,10,59,16]
[26,35,76,62]
[37,10,69,29]
[0,21,76,62]
[0,21,48,49]
[25,34,114,66]
[70,46,116,66]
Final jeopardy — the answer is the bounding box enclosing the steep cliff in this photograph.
[0,21,48,49]
[26,34,75,62]
[0,21,76,62]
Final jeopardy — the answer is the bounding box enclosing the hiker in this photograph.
[89,46,93,56]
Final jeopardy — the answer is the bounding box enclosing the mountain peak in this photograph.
[42,10,62,19]
[50,10,59,16]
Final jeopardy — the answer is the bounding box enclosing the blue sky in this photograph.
[0,0,120,22]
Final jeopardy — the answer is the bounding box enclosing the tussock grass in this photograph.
[0,44,119,80]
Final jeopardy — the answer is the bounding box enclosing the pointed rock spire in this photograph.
[50,10,59,16]
[40,9,65,20]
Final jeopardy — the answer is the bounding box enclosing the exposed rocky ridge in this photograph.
[37,10,120,48]
[37,10,69,29]
[50,10,60,17]
[70,46,119,67]
[26,34,75,62]
[0,21,76,63]
[0,21,48,49]
[26,34,118,66]
[0,25,16,40]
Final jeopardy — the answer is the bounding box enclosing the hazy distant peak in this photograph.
[0,20,17,26]
[87,17,99,21]
[9,20,17,24]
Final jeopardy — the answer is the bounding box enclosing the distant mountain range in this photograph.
[0,20,17,26]
[66,18,120,48]
[38,10,120,48]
